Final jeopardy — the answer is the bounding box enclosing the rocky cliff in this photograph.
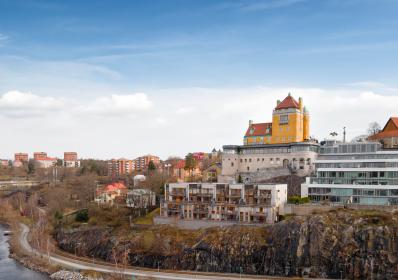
[55,209,398,279]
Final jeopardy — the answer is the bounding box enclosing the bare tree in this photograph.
[367,122,381,136]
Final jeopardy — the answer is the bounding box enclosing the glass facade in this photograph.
[305,141,398,206]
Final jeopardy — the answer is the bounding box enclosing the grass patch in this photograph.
[133,208,160,225]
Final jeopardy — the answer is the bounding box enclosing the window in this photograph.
[247,166,250,171]
[231,162,234,167]
[279,114,289,124]
[249,158,252,162]
[240,159,243,163]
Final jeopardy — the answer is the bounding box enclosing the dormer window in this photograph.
[279,114,289,125]
[250,128,255,134]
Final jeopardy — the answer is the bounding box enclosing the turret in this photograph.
[303,106,310,140]
[299,97,303,111]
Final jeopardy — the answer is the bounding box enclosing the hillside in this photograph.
[55,209,398,279]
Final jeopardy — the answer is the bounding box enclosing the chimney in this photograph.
[249,120,253,126]
[276,100,281,106]
[299,97,303,110]
[343,127,346,143]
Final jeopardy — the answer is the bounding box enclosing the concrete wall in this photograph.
[221,150,316,181]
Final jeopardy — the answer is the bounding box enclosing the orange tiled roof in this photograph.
[275,95,300,110]
[369,130,398,139]
[368,117,398,140]
[245,122,272,137]
[104,182,127,192]
[385,117,398,130]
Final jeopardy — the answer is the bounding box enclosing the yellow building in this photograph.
[244,94,310,145]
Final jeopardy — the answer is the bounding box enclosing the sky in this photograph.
[0,0,398,160]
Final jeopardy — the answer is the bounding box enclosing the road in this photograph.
[19,223,307,280]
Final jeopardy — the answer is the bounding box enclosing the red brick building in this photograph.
[14,153,29,162]
[108,158,134,177]
[64,152,78,161]
[133,155,160,170]
[34,152,47,160]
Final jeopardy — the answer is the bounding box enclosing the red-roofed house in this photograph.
[244,93,310,145]
[95,182,128,205]
[368,117,398,149]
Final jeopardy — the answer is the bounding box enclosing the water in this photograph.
[0,225,48,280]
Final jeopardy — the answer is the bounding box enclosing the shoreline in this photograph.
[1,221,53,277]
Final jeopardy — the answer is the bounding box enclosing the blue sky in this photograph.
[0,0,398,159]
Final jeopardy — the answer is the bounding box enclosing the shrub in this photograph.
[75,209,89,222]
[288,195,310,204]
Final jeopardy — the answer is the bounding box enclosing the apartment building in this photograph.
[34,152,48,160]
[14,153,29,162]
[108,158,133,176]
[302,140,398,206]
[161,183,287,223]
[63,152,81,168]
[133,155,160,170]
[33,152,57,168]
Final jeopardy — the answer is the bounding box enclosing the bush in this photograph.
[288,195,310,204]
[75,209,89,222]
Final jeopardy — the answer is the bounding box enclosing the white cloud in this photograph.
[0,34,7,41]
[347,81,386,88]
[83,93,153,116]
[0,86,397,159]
[175,106,195,115]
[0,90,64,117]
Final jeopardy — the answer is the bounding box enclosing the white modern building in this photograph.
[161,183,287,224]
[301,140,398,206]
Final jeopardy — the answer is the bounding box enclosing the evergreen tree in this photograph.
[148,160,156,171]
[184,153,196,171]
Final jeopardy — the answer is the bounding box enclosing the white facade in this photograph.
[63,160,81,168]
[220,142,319,183]
[162,183,287,224]
[126,188,156,208]
[302,140,398,206]
[36,159,57,168]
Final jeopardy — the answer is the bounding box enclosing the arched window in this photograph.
[283,159,289,167]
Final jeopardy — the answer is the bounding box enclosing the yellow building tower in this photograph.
[243,93,310,145]
[303,106,310,141]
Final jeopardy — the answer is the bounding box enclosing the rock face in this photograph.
[55,210,398,279]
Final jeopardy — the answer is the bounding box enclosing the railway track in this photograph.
[20,223,324,280]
